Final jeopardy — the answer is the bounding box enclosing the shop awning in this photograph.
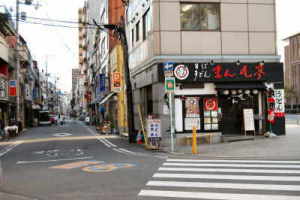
[215,82,266,90]
[99,92,116,105]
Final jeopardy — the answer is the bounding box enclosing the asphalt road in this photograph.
[1,120,300,200]
[0,120,165,200]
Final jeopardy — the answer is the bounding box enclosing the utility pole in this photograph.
[15,0,20,122]
[93,20,135,143]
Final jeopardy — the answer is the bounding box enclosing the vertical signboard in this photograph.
[99,74,105,92]
[274,89,285,117]
[9,80,17,97]
[112,72,121,92]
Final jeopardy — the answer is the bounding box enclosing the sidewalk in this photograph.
[170,124,300,159]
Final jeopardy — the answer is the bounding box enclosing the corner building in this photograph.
[127,0,284,149]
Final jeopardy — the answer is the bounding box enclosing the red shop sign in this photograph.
[204,98,218,111]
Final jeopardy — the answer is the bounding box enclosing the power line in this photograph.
[18,19,97,29]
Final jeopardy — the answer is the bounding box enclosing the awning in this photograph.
[99,92,116,105]
[215,82,266,90]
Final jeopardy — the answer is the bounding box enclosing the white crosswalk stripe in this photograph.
[138,158,300,199]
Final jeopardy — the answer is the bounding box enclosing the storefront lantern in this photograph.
[231,90,237,95]
[244,90,250,95]
[223,90,229,95]
[252,89,258,95]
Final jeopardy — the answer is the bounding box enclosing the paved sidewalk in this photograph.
[170,124,300,159]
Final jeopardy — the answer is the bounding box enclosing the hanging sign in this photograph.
[274,89,285,117]
[112,72,121,92]
[243,109,255,131]
[204,98,218,111]
[8,80,17,97]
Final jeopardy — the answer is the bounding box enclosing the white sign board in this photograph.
[274,89,285,113]
[243,109,255,131]
[147,119,161,138]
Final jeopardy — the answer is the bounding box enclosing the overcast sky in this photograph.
[0,0,299,92]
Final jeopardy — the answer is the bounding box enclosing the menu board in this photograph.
[243,109,255,131]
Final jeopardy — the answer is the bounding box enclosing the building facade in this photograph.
[127,0,284,148]
[284,33,300,112]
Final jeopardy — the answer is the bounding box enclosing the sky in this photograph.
[0,0,299,92]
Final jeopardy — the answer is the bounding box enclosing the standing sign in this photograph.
[147,119,161,138]
[112,72,121,92]
[9,80,17,97]
[274,89,285,117]
[243,109,255,133]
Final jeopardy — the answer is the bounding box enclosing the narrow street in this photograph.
[0,120,165,200]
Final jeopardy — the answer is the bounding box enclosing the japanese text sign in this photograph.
[147,119,161,138]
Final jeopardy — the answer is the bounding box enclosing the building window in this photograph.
[142,9,150,41]
[136,21,140,41]
[180,3,220,31]
[131,29,134,47]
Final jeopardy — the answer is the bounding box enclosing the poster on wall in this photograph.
[243,109,255,131]
[185,118,201,130]
[185,97,200,118]
[204,98,218,111]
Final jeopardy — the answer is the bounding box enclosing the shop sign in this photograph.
[9,80,17,97]
[243,109,255,131]
[160,62,283,83]
[274,89,285,117]
[165,77,175,92]
[99,74,105,92]
[111,72,121,92]
[147,119,161,138]
[204,98,218,111]
[0,78,8,100]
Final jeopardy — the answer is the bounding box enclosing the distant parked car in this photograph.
[39,111,51,126]
[49,115,58,125]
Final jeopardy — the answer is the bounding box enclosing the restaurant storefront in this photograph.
[159,62,285,137]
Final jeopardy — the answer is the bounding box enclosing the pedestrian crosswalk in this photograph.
[138,158,300,199]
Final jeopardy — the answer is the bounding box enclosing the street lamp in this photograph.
[93,20,135,143]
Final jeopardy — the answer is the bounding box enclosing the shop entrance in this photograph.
[220,95,259,135]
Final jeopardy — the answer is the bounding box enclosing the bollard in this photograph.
[192,126,197,154]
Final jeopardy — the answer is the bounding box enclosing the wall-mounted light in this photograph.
[223,90,229,95]
[252,89,258,95]
[244,90,250,95]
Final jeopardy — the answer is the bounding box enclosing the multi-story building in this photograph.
[127,0,284,149]
[284,33,300,112]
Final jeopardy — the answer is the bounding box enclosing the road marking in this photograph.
[113,148,127,154]
[16,156,93,164]
[153,173,300,182]
[81,163,135,173]
[146,181,300,191]
[167,159,300,164]
[138,190,300,200]
[163,162,300,169]
[85,126,113,148]
[102,138,117,147]
[50,160,103,169]
[99,138,112,147]
[159,167,300,174]
[0,141,22,158]
[53,133,72,137]
[118,148,136,155]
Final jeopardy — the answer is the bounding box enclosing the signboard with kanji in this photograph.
[204,98,218,111]
[112,72,121,92]
[147,119,161,138]
[9,80,17,97]
[274,89,285,117]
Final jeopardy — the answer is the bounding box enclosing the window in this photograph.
[131,28,134,47]
[142,9,150,41]
[136,21,140,41]
[180,3,220,31]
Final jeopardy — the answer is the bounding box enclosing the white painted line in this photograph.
[167,159,300,164]
[153,173,300,182]
[113,148,127,154]
[159,167,300,174]
[138,190,300,200]
[85,126,112,148]
[118,148,136,155]
[163,163,300,169]
[147,181,300,191]
[16,156,93,164]
[0,141,22,158]
[102,138,117,147]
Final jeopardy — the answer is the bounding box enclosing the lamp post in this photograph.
[93,20,135,143]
